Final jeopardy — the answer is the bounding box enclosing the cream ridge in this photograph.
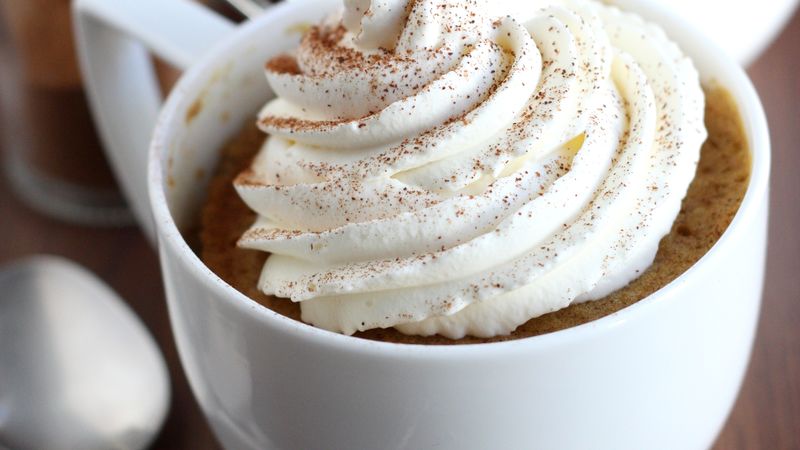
[232,0,706,338]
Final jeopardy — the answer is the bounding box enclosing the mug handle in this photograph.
[72,0,237,241]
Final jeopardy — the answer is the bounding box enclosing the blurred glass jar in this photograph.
[0,0,131,225]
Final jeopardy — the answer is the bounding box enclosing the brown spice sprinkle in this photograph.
[265,54,302,75]
[185,97,204,125]
[198,86,751,345]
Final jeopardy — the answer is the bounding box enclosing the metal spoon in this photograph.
[0,256,170,450]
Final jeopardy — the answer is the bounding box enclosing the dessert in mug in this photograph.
[199,0,750,343]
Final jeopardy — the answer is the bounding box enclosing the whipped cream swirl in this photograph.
[233,0,706,338]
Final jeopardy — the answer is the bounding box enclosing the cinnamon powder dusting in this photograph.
[265,54,302,75]
[198,86,751,345]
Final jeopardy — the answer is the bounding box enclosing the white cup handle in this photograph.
[73,0,237,241]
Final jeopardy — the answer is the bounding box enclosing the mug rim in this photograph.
[148,0,771,355]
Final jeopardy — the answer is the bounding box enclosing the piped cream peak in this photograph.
[232,0,706,338]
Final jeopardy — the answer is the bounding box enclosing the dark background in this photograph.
[0,6,798,450]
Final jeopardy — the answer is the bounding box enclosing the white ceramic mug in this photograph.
[74,0,770,448]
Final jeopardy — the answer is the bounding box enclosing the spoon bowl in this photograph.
[0,256,169,450]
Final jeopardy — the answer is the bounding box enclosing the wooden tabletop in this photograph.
[1,8,798,450]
